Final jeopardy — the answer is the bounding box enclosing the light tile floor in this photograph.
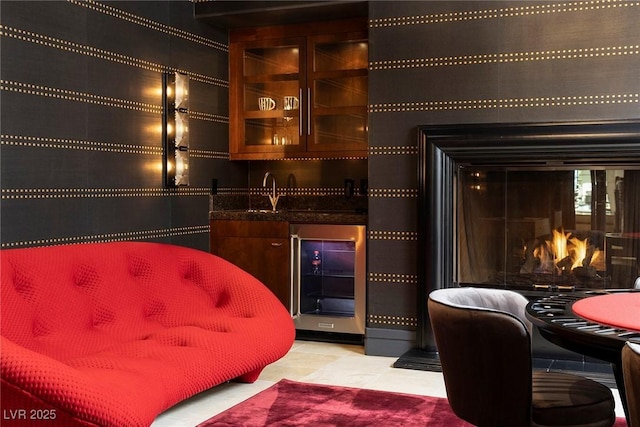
[152,340,625,427]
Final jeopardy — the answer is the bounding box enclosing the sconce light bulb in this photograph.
[176,87,188,99]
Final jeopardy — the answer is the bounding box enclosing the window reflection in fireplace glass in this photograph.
[457,169,640,291]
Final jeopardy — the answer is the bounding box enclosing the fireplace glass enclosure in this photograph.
[458,168,640,293]
[417,120,640,350]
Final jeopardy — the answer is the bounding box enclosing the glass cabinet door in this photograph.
[307,34,368,152]
[237,39,306,153]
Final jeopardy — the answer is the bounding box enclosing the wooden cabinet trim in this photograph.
[230,18,367,43]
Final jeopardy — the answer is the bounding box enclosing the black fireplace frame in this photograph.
[416,119,640,352]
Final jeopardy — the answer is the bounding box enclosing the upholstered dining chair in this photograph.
[623,341,640,427]
[428,287,616,427]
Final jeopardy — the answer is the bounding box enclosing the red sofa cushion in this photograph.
[1,242,295,426]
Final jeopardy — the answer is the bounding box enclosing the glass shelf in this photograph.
[244,46,300,76]
[314,40,367,72]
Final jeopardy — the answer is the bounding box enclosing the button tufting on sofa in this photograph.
[127,255,153,279]
[92,306,117,327]
[144,300,168,318]
[74,264,103,290]
[11,271,37,301]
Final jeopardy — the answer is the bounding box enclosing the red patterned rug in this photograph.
[198,379,629,427]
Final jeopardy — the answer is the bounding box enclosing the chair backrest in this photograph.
[428,287,534,427]
[623,341,640,427]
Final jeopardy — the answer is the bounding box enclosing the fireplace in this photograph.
[458,169,636,292]
[415,120,640,353]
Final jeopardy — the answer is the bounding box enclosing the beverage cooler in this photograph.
[290,224,366,336]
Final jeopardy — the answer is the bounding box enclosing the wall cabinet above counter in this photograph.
[229,19,368,160]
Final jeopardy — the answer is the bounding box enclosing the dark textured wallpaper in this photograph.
[0,0,240,251]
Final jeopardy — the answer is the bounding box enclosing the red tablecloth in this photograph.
[572,293,640,332]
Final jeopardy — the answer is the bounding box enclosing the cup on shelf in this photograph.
[258,97,276,111]
[283,96,299,111]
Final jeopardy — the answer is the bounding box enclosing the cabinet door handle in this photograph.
[271,242,283,247]
[307,87,311,136]
[299,88,303,136]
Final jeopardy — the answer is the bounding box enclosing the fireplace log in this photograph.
[557,256,573,272]
[574,266,597,279]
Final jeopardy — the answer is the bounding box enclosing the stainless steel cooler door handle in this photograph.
[290,234,301,318]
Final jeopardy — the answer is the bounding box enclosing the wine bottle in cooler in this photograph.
[311,250,321,275]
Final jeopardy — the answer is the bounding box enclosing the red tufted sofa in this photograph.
[1,242,295,426]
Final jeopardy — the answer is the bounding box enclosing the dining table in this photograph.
[526,289,640,425]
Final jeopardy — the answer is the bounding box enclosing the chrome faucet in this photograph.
[262,172,280,212]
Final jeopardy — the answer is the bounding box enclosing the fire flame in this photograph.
[532,229,600,274]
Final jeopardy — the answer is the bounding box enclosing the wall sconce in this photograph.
[163,72,189,187]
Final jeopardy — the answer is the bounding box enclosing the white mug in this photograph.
[284,96,299,111]
[258,97,276,111]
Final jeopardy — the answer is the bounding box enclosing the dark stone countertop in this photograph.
[209,195,368,225]
[209,209,367,225]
